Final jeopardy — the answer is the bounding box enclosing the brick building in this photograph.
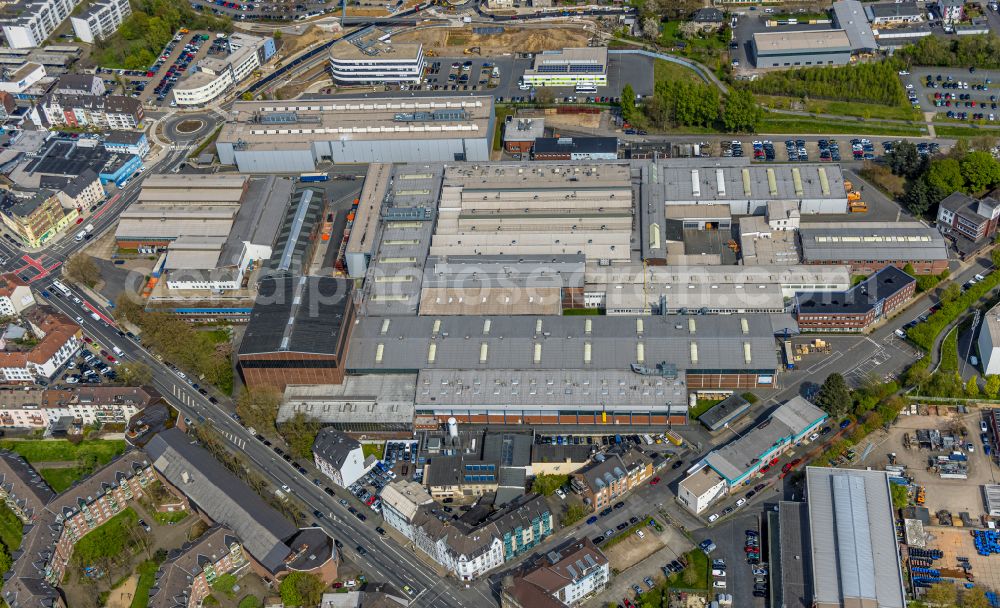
[570,448,654,512]
[795,265,916,332]
[237,276,354,391]
[936,191,1000,259]
[799,222,949,275]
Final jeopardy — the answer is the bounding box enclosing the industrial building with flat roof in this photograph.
[278,376,417,432]
[679,396,828,513]
[216,97,494,172]
[430,162,633,261]
[521,47,608,87]
[804,467,906,608]
[328,26,424,84]
[798,221,949,275]
[752,30,854,68]
[978,301,1000,375]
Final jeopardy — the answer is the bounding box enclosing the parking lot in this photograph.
[901,67,1000,122]
[693,512,768,607]
[191,0,333,22]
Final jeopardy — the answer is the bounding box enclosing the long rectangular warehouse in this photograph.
[216,96,494,172]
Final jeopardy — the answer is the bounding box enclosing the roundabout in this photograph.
[162,112,219,143]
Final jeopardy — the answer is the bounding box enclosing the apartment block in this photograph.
[70,0,130,43]
[570,449,654,512]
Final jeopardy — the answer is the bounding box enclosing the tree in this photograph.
[722,89,761,133]
[561,503,588,526]
[530,473,569,496]
[960,150,1000,193]
[682,564,699,586]
[815,373,852,417]
[272,29,282,40]
[940,282,962,304]
[236,387,281,432]
[279,412,321,460]
[985,375,1000,399]
[885,141,924,178]
[241,92,254,101]
[641,17,660,40]
[890,482,909,509]
[279,572,326,607]
[65,254,102,288]
[925,582,958,607]
[116,361,152,386]
[903,177,933,216]
[620,84,637,125]
[962,586,991,608]
[925,158,965,195]
[966,377,980,398]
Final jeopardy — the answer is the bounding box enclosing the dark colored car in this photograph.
[672,460,685,469]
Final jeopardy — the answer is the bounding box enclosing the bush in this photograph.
[531,474,569,496]
[897,34,1000,70]
[907,269,1000,350]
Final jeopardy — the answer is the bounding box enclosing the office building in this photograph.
[36,91,143,129]
[328,26,424,84]
[936,191,1000,258]
[795,265,916,332]
[216,97,494,172]
[0,0,83,48]
[312,428,373,488]
[803,467,906,608]
[70,0,131,43]
[979,301,1000,375]
[501,537,610,607]
[0,62,46,94]
[503,117,544,156]
[864,1,923,24]
[102,130,149,157]
[678,397,827,513]
[174,33,275,106]
[799,222,949,275]
[0,189,79,247]
[570,449,654,512]
[379,487,552,580]
[752,30,853,68]
[237,276,355,391]
[521,47,608,87]
[532,137,618,161]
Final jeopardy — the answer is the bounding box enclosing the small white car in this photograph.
[809,432,820,441]
[736,498,747,507]
[713,581,727,589]
[712,569,726,577]
[708,513,720,522]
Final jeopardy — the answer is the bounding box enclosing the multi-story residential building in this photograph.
[328,26,424,84]
[36,91,143,129]
[501,537,610,607]
[0,450,54,523]
[173,33,274,106]
[0,306,79,383]
[150,526,250,608]
[380,484,553,581]
[936,191,1000,257]
[794,265,916,332]
[53,73,105,96]
[0,273,34,317]
[0,63,46,96]
[70,0,131,43]
[0,189,79,248]
[570,449,654,512]
[0,91,16,119]
[53,169,106,211]
[312,428,372,488]
[0,0,83,48]
[520,47,608,88]
[0,386,159,429]
[380,479,434,540]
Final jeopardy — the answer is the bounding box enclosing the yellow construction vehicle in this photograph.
[847,191,862,202]
[849,201,868,213]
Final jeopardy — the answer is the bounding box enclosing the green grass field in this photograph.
[0,503,23,553]
[39,467,85,493]
[758,116,924,136]
[131,559,160,608]
[653,59,703,86]
[0,439,126,466]
[72,508,138,566]
[362,443,384,460]
[756,95,922,121]
[665,550,710,591]
[933,124,1000,137]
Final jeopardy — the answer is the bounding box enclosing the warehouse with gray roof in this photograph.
[798,221,949,275]
[216,96,494,172]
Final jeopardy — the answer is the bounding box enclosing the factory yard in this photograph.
[871,411,999,519]
[393,26,592,56]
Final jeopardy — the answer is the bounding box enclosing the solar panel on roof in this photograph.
[260,112,298,124]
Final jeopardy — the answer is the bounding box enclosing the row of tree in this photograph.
[744,60,908,106]
[883,141,1000,216]
[621,84,761,133]
[236,387,321,459]
[897,34,1000,70]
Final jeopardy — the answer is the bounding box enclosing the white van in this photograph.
[112,346,124,356]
